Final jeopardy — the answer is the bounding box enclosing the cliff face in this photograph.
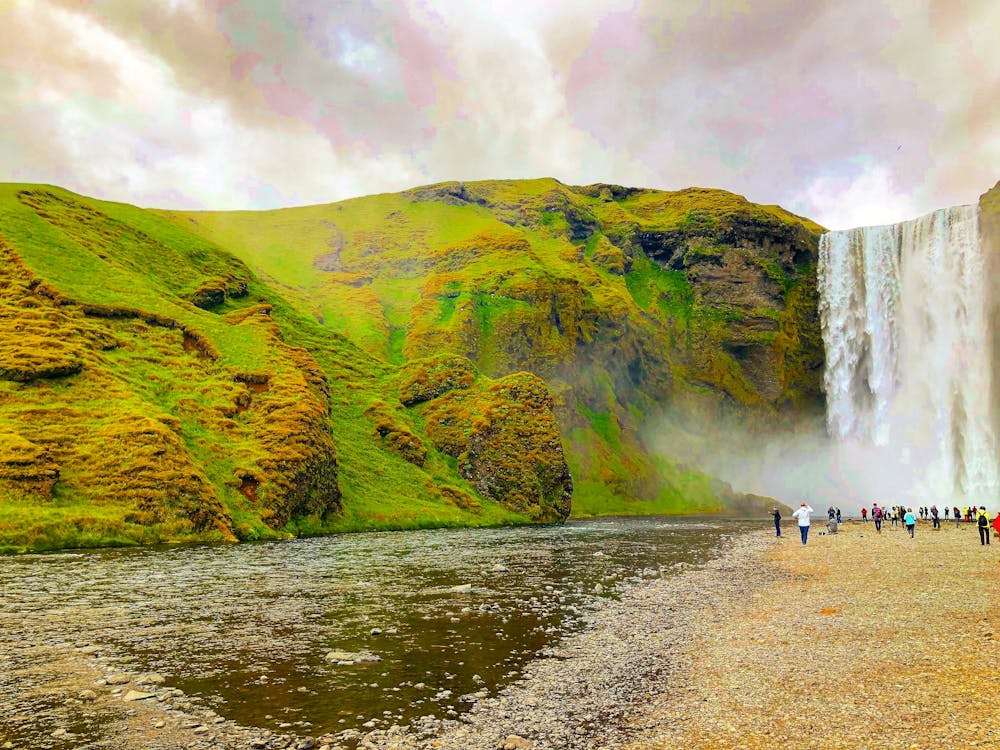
[979,182,1000,453]
[164,178,826,518]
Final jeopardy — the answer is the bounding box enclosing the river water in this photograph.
[0,517,752,744]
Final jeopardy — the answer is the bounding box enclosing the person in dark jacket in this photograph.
[976,507,991,546]
[771,507,782,537]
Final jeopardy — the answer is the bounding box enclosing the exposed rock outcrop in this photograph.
[423,372,573,522]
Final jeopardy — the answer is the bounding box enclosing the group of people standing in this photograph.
[770,502,999,546]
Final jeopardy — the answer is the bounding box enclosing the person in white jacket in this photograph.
[791,502,814,545]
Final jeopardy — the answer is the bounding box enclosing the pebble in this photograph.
[324,650,382,664]
[122,690,157,702]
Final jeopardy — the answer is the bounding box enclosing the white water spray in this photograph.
[818,205,997,505]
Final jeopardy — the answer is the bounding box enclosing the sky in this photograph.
[0,0,997,229]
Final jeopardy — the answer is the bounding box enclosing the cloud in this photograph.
[0,0,996,219]
[789,162,918,230]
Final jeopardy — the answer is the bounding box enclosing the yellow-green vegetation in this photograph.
[163,178,825,522]
[0,178,825,551]
[421,370,573,522]
[0,185,548,552]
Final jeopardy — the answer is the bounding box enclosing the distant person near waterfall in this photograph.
[793,503,814,545]
[771,507,782,538]
[954,506,962,526]
[976,507,991,546]
[930,505,940,530]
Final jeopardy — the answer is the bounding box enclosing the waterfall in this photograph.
[818,205,997,504]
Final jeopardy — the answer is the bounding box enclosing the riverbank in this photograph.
[2,521,996,750]
[362,521,999,750]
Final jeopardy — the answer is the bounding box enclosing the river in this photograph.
[0,517,753,747]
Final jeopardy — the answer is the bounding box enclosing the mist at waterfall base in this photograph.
[648,204,999,515]
[645,410,906,515]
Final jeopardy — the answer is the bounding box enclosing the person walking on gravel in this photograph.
[930,505,940,530]
[904,508,917,538]
[861,507,868,523]
[771,507,782,538]
[792,502,814,545]
[976,506,991,546]
[872,504,884,534]
[954,506,962,527]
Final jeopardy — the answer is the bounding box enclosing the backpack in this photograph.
[978,513,988,528]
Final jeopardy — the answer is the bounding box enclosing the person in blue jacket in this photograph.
[904,507,917,538]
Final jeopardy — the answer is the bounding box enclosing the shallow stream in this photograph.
[0,517,752,744]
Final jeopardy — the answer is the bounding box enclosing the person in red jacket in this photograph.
[861,507,868,522]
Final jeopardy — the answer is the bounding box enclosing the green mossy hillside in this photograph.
[163,179,826,519]
[0,185,565,552]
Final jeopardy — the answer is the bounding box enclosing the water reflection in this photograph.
[0,518,747,738]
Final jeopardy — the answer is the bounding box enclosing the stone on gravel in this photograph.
[501,735,533,749]
[122,690,157,702]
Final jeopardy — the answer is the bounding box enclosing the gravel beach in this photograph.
[365,521,999,750]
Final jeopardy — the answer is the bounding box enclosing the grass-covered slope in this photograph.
[161,178,825,519]
[0,185,573,552]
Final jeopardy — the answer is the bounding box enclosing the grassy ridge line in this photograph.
[162,178,824,519]
[0,185,529,552]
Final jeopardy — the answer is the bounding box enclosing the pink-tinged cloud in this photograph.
[0,0,995,227]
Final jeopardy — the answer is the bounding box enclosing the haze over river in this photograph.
[0,518,752,746]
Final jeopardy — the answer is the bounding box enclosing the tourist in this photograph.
[771,507,782,538]
[836,507,842,524]
[944,506,950,520]
[904,507,917,538]
[954,506,962,527]
[992,512,1000,541]
[828,506,835,521]
[861,507,868,523]
[976,507,991,546]
[872,504,883,534]
[793,502,814,545]
[930,505,940,530]
[891,507,899,528]
[826,516,838,534]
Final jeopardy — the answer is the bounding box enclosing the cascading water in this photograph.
[818,205,998,504]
